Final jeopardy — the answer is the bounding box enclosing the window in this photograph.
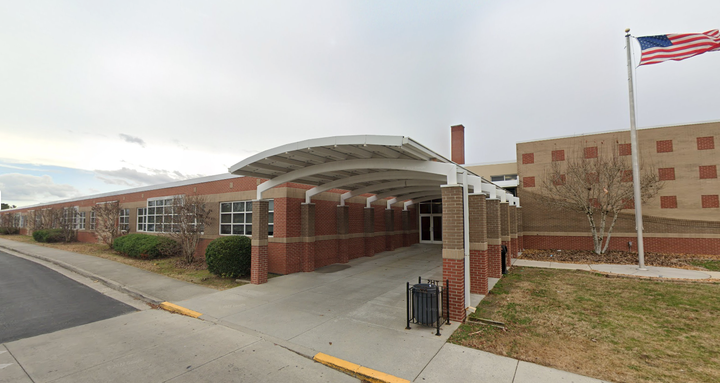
[418,199,442,214]
[90,211,96,230]
[138,197,177,233]
[490,174,518,182]
[64,207,84,229]
[219,200,274,236]
[137,208,146,232]
[75,211,86,230]
[119,208,130,232]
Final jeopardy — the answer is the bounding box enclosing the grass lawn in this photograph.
[449,267,720,383]
[0,235,246,290]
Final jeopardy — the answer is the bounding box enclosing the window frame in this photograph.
[218,199,274,237]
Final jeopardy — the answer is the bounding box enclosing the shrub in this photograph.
[32,229,64,243]
[205,236,251,278]
[113,234,181,259]
[0,227,20,235]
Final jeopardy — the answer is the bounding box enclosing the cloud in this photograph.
[0,173,81,203]
[94,167,202,187]
[119,134,146,148]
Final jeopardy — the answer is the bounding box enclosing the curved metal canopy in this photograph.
[229,135,500,205]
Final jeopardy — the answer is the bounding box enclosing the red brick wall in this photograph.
[522,153,534,164]
[699,165,718,179]
[697,136,714,150]
[702,195,719,209]
[443,258,466,322]
[451,124,465,164]
[656,140,673,153]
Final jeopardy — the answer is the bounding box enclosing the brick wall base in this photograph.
[469,249,488,295]
[443,258,466,322]
[488,244,502,278]
[525,235,720,255]
[251,245,268,284]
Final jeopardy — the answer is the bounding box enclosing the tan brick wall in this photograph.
[517,121,720,255]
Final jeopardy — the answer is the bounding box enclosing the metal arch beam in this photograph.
[394,190,444,203]
[481,183,498,199]
[340,178,445,204]
[374,186,440,201]
[403,194,442,210]
[253,158,457,200]
[304,171,445,204]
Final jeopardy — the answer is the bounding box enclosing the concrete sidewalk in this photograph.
[8,238,712,382]
[512,258,720,280]
[0,238,215,303]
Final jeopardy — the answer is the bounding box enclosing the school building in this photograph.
[2,121,718,321]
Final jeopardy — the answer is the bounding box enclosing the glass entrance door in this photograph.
[418,199,442,243]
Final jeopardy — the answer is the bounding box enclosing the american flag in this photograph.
[637,29,720,66]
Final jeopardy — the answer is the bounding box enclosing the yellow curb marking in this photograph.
[159,302,202,318]
[313,352,410,383]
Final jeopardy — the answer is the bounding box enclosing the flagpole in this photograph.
[625,28,647,270]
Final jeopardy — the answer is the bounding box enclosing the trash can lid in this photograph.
[413,283,438,292]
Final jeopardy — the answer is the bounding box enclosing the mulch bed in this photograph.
[518,248,720,270]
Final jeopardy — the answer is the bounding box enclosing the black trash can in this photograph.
[413,283,438,326]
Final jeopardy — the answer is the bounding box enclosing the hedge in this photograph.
[0,227,20,235]
[113,234,180,259]
[32,229,64,243]
[205,236,251,278]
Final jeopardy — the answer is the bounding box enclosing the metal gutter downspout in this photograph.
[462,170,470,314]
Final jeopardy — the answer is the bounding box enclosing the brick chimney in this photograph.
[451,124,465,164]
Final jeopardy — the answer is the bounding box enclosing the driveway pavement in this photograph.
[0,238,618,382]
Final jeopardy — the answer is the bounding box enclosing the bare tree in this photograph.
[539,142,662,254]
[40,208,61,230]
[58,207,78,242]
[170,194,214,264]
[92,201,122,248]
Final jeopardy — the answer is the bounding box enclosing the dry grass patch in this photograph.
[0,235,245,290]
[450,267,720,383]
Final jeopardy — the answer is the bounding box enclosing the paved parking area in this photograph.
[176,244,490,381]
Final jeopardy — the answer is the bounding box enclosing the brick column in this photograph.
[469,193,488,295]
[517,206,523,252]
[384,208,395,251]
[500,201,510,274]
[509,205,518,262]
[301,203,316,272]
[441,185,466,322]
[363,207,374,257]
[337,205,350,263]
[251,199,269,285]
[486,198,502,278]
[401,209,410,247]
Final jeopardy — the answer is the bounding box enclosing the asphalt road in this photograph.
[0,250,137,344]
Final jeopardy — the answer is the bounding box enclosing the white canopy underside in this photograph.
[229,135,510,205]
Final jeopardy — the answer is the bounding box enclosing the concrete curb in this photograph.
[313,352,410,383]
[159,302,202,318]
[0,243,164,305]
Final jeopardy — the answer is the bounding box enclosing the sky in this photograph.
[2,0,719,207]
